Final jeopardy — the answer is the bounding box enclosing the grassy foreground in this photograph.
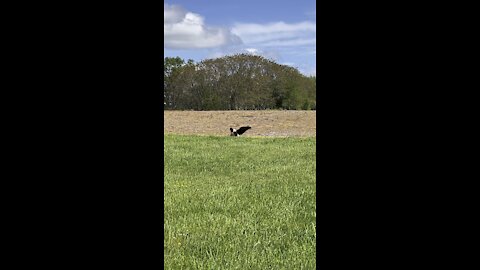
[164,135,316,269]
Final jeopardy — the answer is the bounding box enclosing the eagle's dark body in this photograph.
[230,126,251,136]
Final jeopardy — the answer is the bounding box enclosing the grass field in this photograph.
[164,134,316,269]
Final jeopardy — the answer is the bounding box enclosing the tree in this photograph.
[163,54,316,110]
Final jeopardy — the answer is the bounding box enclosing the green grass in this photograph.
[164,134,316,269]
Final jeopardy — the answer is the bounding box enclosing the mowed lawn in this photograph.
[164,134,316,269]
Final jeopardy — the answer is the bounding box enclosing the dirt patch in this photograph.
[164,110,316,137]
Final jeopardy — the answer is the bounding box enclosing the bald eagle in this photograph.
[230,126,251,136]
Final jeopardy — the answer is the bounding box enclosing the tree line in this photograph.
[164,54,316,110]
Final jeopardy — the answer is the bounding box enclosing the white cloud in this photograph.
[233,21,316,36]
[164,3,242,49]
[232,21,316,48]
[164,4,187,24]
[260,38,316,47]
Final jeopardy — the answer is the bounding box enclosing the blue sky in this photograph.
[164,0,316,76]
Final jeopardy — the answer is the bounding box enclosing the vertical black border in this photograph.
[24,3,167,267]
[316,0,471,267]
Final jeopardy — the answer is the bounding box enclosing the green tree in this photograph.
[163,54,316,110]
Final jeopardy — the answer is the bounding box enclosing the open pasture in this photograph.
[164,133,316,269]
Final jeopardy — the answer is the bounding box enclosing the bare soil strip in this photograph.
[164,110,316,137]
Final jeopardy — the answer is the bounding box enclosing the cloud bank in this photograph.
[232,21,316,47]
[164,3,242,49]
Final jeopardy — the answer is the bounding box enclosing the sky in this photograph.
[164,0,316,76]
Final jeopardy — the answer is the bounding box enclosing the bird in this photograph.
[230,126,251,136]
